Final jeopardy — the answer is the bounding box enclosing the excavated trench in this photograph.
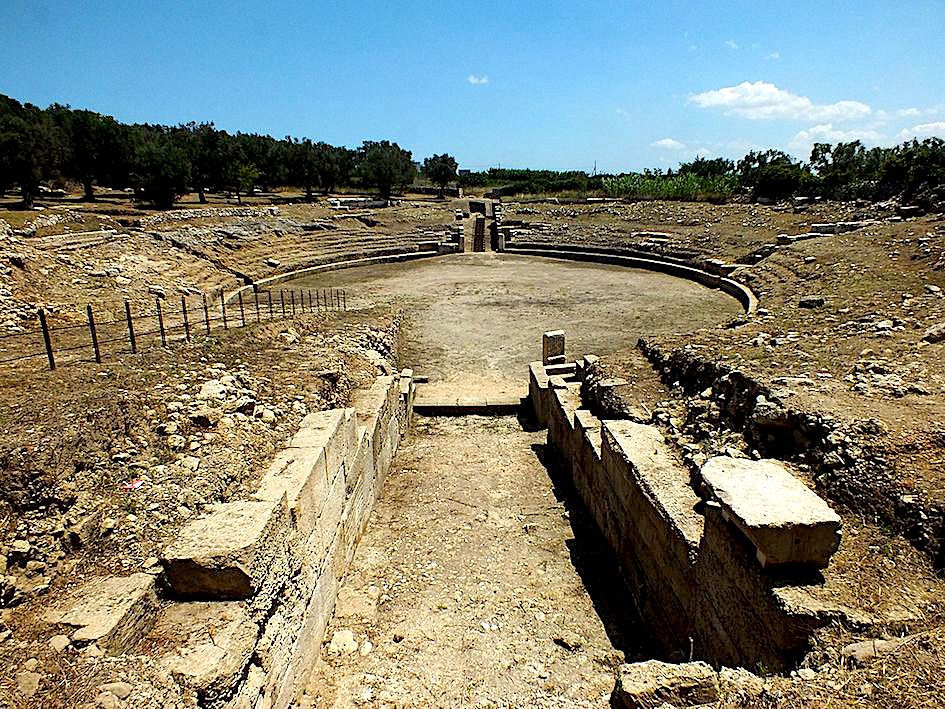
[283,252,789,704]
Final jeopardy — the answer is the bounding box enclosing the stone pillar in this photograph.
[542,330,566,365]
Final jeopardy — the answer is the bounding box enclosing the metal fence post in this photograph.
[342,289,346,310]
[280,290,286,318]
[221,290,229,330]
[181,296,191,341]
[38,309,55,370]
[267,291,274,319]
[254,290,261,322]
[86,305,101,363]
[125,300,137,353]
[290,290,296,316]
[238,290,247,327]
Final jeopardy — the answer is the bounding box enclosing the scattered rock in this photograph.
[798,296,826,309]
[94,691,123,709]
[15,670,41,697]
[99,681,133,699]
[922,323,945,343]
[328,629,358,654]
[198,380,228,400]
[49,634,71,652]
[190,406,221,428]
[842,636,909,665]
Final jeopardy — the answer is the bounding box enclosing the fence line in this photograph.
[0,287,348,372]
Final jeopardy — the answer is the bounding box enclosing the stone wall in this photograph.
[530,357,853,671]
[502,242,757,314]
[44,370,415,708]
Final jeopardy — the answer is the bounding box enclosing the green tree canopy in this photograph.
[422,153,458,196]
[358,140,416,198]
[132,130,190,209]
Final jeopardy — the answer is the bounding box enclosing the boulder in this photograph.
[701,457,841,568]
[613,661,719,708]
[43,573,158,654]
[161,497,290,600]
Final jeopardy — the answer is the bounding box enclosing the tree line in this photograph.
[460,141,945,209]
[2,92,943,209]
[0,94,460,209]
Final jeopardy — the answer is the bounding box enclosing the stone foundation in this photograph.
[45,370,415,708]
[529,354,855,671]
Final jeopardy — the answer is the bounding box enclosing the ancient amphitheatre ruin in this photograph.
[0,186,942,709]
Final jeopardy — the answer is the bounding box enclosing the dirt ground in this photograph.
[288,253,739,400]
[302,414,640,709]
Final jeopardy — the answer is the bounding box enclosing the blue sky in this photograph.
[2,0,944,173]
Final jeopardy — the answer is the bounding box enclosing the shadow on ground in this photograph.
[521,407,656,663]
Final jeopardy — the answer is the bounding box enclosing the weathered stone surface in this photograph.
[700,457,841,568]
[718,667,764,700]
[161,497,290,599]
[605,421,704,547]
[842,636,909,665]
[254,408,354,536]
[922,322,945,343]
[155,602,258,702]
[43,572,158,654]
[542,330,565,365]
[613,660,719,708]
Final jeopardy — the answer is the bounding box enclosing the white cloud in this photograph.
[615,107,627,116]
[689,81,872,122]
[789,123,884,153]
[651,137,686,150]
[725,39,739,50]
[467,74,489,85]
[694,146,713,157]
[897,107,921,117]
[767,51,780,60]
[896,121,945,141]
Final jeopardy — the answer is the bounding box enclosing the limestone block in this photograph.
[155,602,258,702]
[290,408,356,482]
[161,497,290,600]
[270,539,341,709]
[612,660,719,708]
[700,457,841,568]
[603,421,704,549]
[44,573,158,654]
[313,466,347,565]
[254,408,355,536]
[346,426,375,493]
[254,448,326,537]
[542,330,565,364]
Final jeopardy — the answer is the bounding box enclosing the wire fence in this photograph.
[0,286,348,372]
